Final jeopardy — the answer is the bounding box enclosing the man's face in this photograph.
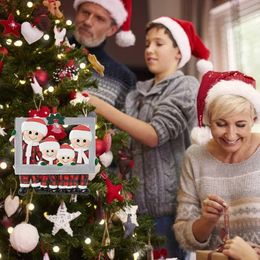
[23,130,45,143]
[74,2,118,47]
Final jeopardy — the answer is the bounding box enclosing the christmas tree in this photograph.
[0,0,159,259]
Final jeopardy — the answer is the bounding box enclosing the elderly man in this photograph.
[71,0,137,109]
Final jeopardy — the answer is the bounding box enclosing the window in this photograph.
[209,0,260,132]
[208,0,260,88]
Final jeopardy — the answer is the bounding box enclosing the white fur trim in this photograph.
[69,130,92,141]
[151,17,191,69]
[191,126,212,145]
[39,141,60,151]
[21,122,47,136]
[73,0,127,27]
[115,30,135,47]
[57,149,75,157]
[196,59,213,75]
[206,80,260,123]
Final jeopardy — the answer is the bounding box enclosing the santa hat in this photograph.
[191,70,260,144]
[73,0,135,47]
[39,136,60,151]
[150,17,213,74]
[69,124,92,141]
[21,117,47,136]
[57,143,75,157]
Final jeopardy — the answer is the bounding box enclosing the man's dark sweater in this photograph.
[70,37,137,109]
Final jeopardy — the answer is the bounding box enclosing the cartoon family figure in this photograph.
[19,117,93,194]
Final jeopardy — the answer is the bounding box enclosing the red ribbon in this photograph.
[207,207,229,260]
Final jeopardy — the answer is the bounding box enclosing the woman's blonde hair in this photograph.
[204,95,256,125]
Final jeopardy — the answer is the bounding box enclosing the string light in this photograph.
[19,80,26,85]
[84,237,91,244]
[55,20,60,24]
[43,34,50,41]
[66,20,72,26]
[27,203,35,211]
[53,246,60,253]
[57,53,64,59]
[47,86,54,92]
[27,1,33,8]
[133,252,140,260]
[16,10,20,15]
[0,253,2,258]
[99,219,105,225]
[0,162,7,170]
[79,62,86,69]
[14,40,23,47]
[6,39,12,45]
[7,227,13,234]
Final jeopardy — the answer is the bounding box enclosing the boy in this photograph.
[87,17,212,259]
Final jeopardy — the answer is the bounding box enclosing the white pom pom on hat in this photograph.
[191,70,260,144]
[149,17,213,74]
[73,0,135,47]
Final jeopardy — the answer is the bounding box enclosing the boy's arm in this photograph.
[88,95,158,148]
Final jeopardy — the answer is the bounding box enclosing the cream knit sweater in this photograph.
[174,144,260,251]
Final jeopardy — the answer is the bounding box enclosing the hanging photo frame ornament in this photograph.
[14,115,96,195]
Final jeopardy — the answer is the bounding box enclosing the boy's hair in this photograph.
[146,23,178,48]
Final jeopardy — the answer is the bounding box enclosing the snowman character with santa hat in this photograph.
[39,135,60,192]
[20,117,48,195]
[56,143,76,192]
[69,124,92,193]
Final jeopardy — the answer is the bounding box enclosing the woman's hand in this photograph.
[223,236,258,260]
[192,194,227,243]
[201,194,227,224]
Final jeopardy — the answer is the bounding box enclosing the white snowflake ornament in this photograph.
[31,76,43,95]
[115,205,139,226]
[54,26,66,46]
[0,127,7,136]
[44,201,81,236]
